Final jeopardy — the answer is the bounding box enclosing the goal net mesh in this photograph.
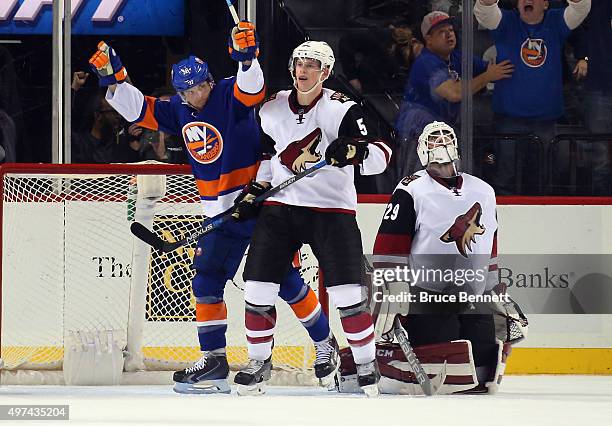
[1,166,321,379]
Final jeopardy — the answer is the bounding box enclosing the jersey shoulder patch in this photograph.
[330,91,352,103]
[262,92,278,105]
[400,174,421,186]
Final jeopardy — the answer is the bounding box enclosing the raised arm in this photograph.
[473,0,502,30]
[564,0,591,30]
[229,21,265,107]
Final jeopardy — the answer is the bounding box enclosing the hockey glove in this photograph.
[89,41,128,87]
[231,181,268,222]
[228,21,259,62]
[325,137,369,167]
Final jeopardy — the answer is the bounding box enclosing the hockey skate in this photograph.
[357,360,380,397]
[234,356,272,396]
[313,334,340,388]
[173,352,230,394]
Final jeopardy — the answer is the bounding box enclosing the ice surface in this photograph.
[1,375,611,426]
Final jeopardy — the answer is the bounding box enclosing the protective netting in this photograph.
[1,166,321,376]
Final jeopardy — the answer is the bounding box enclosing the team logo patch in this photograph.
[330,92,351,103]
[520,38,547,68]
[279,128,323,174]
[262,92,278,105]
[440,202,486,258]
[400,174,421,186]
[182,122,223,164]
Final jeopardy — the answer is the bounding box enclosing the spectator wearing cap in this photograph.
[571,0,612,195]
[394,10,513,178]
[474,0,591,195]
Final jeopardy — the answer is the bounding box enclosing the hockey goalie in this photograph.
[336,121,528,395]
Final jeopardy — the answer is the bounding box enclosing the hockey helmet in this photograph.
[417,121,460,167]
[171,55,214,93]
[288,41,335,90]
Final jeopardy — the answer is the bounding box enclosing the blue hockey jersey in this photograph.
[107,59,266,217]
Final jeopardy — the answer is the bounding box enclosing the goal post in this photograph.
[0,163,324,384]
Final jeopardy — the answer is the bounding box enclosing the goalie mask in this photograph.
[171,55,214,96]
[288,41,335,95]
[417,121,460,168]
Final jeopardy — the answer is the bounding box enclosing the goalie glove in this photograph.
[89,41,128,87]
[325,137,369,167]
[231,181,268,222]
[487,283,529,344]
[228,21,259,62]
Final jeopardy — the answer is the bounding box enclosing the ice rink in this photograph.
[1,375,611,425]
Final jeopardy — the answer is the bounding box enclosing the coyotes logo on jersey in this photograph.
[440,202,486,258]
[279,127,323,174]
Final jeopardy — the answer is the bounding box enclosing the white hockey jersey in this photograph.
[257,88,391,212]
[373,170,498,294]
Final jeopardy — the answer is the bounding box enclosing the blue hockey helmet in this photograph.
[171,55,214,92]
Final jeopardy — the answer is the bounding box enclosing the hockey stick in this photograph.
[130,160,327,253]
[393,316,447,396]
[225,0,240,24]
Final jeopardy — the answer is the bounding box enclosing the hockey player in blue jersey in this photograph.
[89,21,338,394]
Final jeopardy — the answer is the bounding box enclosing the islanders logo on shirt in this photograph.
[520,38,547,68]
[182,122,223,164]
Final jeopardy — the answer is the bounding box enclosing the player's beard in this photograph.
[99,120,119,145]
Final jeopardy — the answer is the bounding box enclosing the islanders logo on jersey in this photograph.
[520,38,547,68]
[279,128,323,174]
[440,202,486,258]
[182,122,223,164]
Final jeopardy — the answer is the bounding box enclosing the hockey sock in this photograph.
[338,302,376,364]
[245,302,276,361]
[279,269,330,342]
[294,292,330,343]
[195,298,228,352]
[328,284,375,365]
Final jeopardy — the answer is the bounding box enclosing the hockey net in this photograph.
[0,163,325,384]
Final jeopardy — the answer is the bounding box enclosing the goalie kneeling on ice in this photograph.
[336,340,511,395]
[63,330,125,385]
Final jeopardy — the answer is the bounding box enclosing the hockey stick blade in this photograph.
[393,317,447,396]
[130,160,327,252]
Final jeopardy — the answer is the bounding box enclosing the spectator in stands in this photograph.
[474,0,591,195]
[71,90,133,163]
[395,10,513,177]
[137,87,188,164]
[346,0,429,29]
[338,18,423,95]
[0,108,17,162]
[571,0,612,195]
[0,45,25,161]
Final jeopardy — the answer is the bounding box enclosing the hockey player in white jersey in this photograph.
[231,41,392,396]
[364,121,526,394]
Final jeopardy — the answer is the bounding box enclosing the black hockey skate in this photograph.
[234,356,272,396]
[173,352,230,394]
[313,334,340,388]
[356,360,381,397]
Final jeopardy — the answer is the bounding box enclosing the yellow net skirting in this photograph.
[1,345,316,371]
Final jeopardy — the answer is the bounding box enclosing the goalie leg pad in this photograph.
[337,340,479,395]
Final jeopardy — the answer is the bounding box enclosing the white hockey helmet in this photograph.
[417,121,460,167]
[288,41,335,90]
